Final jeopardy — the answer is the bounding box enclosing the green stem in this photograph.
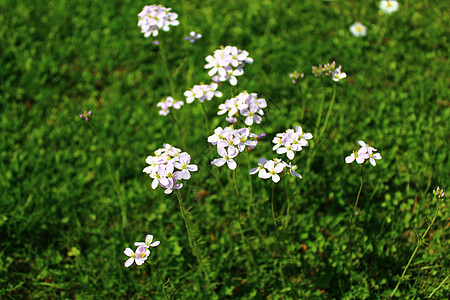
[233,170,256,269]
[305,87,326,173]
[271,183,277,227]
[247,154,254,218]
[391,200,441,297]
[428,274,449,298]
[200,102,210,135]
[176,191,210,283]
[283,174,291,230]
[149,263,170,300]
[319,83,337,139]
[88,123,126,230]
[350,165,364,221]
[158,39,176,98]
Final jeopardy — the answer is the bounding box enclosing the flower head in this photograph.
[332,68,347,82]
[143,144,197,194]
[204,46,253,86]
[433,186,445,200]
[157,97,184,116]
[380,0,399,14]
[124,245,149,267]
[349,22,367,37]
[346,141,381,166]
[135,234,161,248]
[79,110,92,121]
[273,126,313,160]
[184,83,222,104]
[185,31,202,43]
[289,70,304,84]
[138,5,179,38]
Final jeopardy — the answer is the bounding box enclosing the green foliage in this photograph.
[1,0,448,298]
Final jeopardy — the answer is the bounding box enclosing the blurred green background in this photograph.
[1,0,448,298]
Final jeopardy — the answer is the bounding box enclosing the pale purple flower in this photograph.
[138,5,179,38]
[259,160,285,183]
[346,141,381,166]
[157,97,183,116]
[332,68,347,82]
[211,147,239,170]
[124,246,149,267]
[433,186,445,199]
[135,234,161,248]
[173,153,198,180]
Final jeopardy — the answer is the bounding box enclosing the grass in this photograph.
[1,0,449,298]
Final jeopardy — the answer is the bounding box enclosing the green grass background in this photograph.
[1,0,449,298]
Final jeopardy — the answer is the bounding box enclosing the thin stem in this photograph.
[305,88,326,173]
[148,263,170,300]
[283,174,291,230]
[271,183,277,227]
[247,154,254,218]
[350,165,364,221]
[176,191,210,283]
[319,83,337,139]
[88,123,126,230]
[158,39,176,98]
[233,170,256,269]
[200,102,210,135]
[391,200,442,297]
[428,274,449,298]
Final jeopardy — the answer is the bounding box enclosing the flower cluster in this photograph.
[312,61,347,82]
[185,31,202,43]
[137,5,179,38]
[143,144,198,194]
[380,0,399,14]
[250,158,301,183]
[433,186,445,200]
[289,70,304,84]
[272,126,313,160]
[184,83,222,104]
[218,91,267,125]
[345,141,382,166]
[208,126,259,170]
[157,97,184,116]
[350,22,367,37]
[124,234,160,267]
[204,46,253,85]
[79,110,92,121]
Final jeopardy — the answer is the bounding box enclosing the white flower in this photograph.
[124,246,149,267]
[259,160,284,183]
[135,234,161,248]
[173,153,198,180]
[184,31,202,43]
[211,147,239,170]
[249,158,268,176]
[380,0,399,14]
[349,22,367,37]
[332,68,347,82]
[345,141,381,166]
[138,5,179,38]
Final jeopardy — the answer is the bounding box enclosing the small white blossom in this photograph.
[135,234,161,248]
[349,22,367,37]
[380,0,399,14]
[124,246,149,267]
[157,97,183,116]
[345,141,381,166]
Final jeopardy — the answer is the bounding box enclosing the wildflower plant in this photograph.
[289,70,304,84]
[137,5,179,38]
[143,144,197,194]
[391,187,446,297]
[204,46,253,85]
